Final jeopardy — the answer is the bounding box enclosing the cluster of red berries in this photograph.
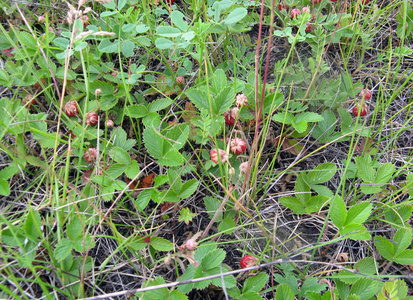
[211,94,250,174]
[352,88,372,117]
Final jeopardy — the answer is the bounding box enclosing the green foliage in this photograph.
[228,273,269,300]
[177,242,236,294]
[374,228,413,265]
[279,163,337,214]
[355,156,395,194]
[178,207,196,225]
[377,279,413,300]
[144,123,189,166]
[186,69,237,116]
[330,196,372,240]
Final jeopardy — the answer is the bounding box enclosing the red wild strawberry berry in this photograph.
[230,137,247,154]
[305,24,311,33]
[65,101,79,117]
[144,236,151,243]
[85,111,99,126]
[166,0,176,3]
[235,93,248,107]
[84,148,98,163]
[359,88,372,100]
[240,255,258,269]
[361,0,369,4]
[23,94,37,108]
[278,3,288,11]
[290,8,301,18]
[224,107,239,126]
[210,149,228,164]
[352,102,369,117]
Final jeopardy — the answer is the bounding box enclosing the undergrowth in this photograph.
[1,0,413,299]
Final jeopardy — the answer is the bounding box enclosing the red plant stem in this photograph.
[242,0,275,196]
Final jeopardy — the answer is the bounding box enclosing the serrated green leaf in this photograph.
[179,179,198,198]
[201,248,226,270]
[168,169,182,193]
[24,209,42,239]
[112,179,127,190]
[394,250,413,265]
[55,238,73,262]
[292,120,307,133]
[214,85,236,115]
[355,156,375,183]
[193,267,213,290]
[158,150,183,166]
[341,223,371,240]
[143,127,163,159]
[126,104,148,118]
[330,196,347,229]
[106,163,127,179]
[360,184,382,195]
[310,184,333,198]
[295,173,311,201]
[148,98,173,112]
[312,110,337,142]
[204,196,223,222]
[238,292,262,300]
[374,235,395,260]
[306,163,337,184]
[276,284,294,300]
[169,290,188,300]
[305,195,329,213]
[243,273,269,293]
[218,216,236,234]
[211,69,227,93]
[66,218,83,241]
[393,228,412,255]
[109,147,131,165]
[375,163,395,184]
[350,278,377,300]
[194,242,217,263]
[177,265,196,293]
[280,196,306,215]
[346,295,361,300]
[125,160,140,180]
[210,265,237,289]
[134,189,152,211]
[73,234,95,252]
[345,202,372,225]
[295,112,324,123]
[186,88,210,111]
[150,237,174,251]
[299,277,327,296]
[272,112,294,124]
[338,107,353,128]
